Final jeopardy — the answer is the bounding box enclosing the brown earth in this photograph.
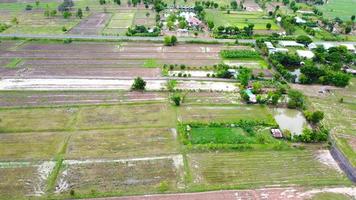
[0,91,167,107]
[68,13,111,35]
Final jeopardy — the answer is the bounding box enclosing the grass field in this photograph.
[177,104,275,123]
[0,131,67,161]
[0,102,175,133]
[66,128,179,159]
[317,0,356,21]
[0,166,38,200]
[56,156,184,198]
[187,150,351,189]
[309,78,356,167]
[206,10,279,30]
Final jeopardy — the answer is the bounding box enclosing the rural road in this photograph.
[0,33,246,43]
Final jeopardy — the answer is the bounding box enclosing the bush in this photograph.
[131,77,146,90]
[220,50,260,59]
[296,35,312,46]
[157,181,169,192]
[170,93,181,106]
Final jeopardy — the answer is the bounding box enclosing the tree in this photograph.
[230,0,237,10]
[11,17,19,25]
[207,21,214,30]
[25,4,33,10]
[296,35,312,46]
[58,0,74,12]
[345,26,352,34]
[76,8,83,19]
[351,15,355,22]
[35,0,40,7]
[171,93,181,106]
[50,10,57,17]
[178,20,187,29]
[287,89,304,109]
[282,0,289,5]
[145,12,150,18]
[238,68,251,87]
[171,35,177,45]
[85,6,90,11]
[266,23,271,30]
[63,11,71,19]
[252,82,262,94]
[307,111,324,124]
[114,0,121,5]
[131,77,146,90]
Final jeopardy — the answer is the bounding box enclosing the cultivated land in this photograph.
[206,10,280,31]
[317,0,356,21]
[303,78,356,167]
[0,90,352,199]
[0,0,356,198]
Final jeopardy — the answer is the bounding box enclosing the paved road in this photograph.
[0,33,240,43]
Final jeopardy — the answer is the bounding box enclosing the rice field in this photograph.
[317,0,356,21]
[205,10,280,30]
[187,151,351,189]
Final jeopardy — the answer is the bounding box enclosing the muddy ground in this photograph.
[68,13,112,35]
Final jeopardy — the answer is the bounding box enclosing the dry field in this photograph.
[0,41,247,78]
[68,13,111,35]
[0,91,167,107]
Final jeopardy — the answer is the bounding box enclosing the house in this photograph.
[295,16,306,24]
[297,10,314,15]
[278,40,304,47]
[308,43,317,50]
[179,12,202,27]
[245,89,256,103]
[264,42,289,54]
[296,50,315,59]
[271,129,283,138]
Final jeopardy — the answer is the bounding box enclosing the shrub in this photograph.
[131,77,146,90]
[220,50,260,59]
[170,93,181,106]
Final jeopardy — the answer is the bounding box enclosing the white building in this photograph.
[279,40,304,47]
[296,50,315,59]
[295,16,306,24]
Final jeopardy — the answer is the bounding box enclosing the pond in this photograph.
[272,108,308,136]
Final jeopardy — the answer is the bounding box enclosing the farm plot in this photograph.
[103,12,135,35]
[307,78,356,167]
[0,10,83,35]
[133,9,156,27]
[163,0,231,6]
[0,131,67,161]
[206,10,279,30]
[0,107,75,133]
[0,102,175,132]
[75,103,175,129]
[317,0,356,21]
[66,128,179,159]
[68,13,111,35]
[182,92,240,105]
[237,0,262,12]
[177,104,274,123]
[0,41,240,79]
[0,91,167,107]
[0,166,39,199]
[55,155,184,196]
[187,150,351,189]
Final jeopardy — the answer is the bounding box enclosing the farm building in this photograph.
[245,89,256,103]
[295,16,306,24]
[308,43,317,50]
[271,129,283,138]
[296,50,315,59]
[265,42,289,54]
[278,41,304,47]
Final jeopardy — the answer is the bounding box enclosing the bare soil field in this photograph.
[0,102,175,133]
[88,187,356,200]
[237,0,262,12]
[55,155,184,196]
[66,128,179,159]
[0,41,245,78]
[0,91,167,107]
[68,13,111,35]
[0,131,66,161]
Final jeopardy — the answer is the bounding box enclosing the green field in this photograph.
[309,78,356,167]
[317,0,356,21]
[206,10,280,30]
[177,104,275,123]
[187,151,351,189]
